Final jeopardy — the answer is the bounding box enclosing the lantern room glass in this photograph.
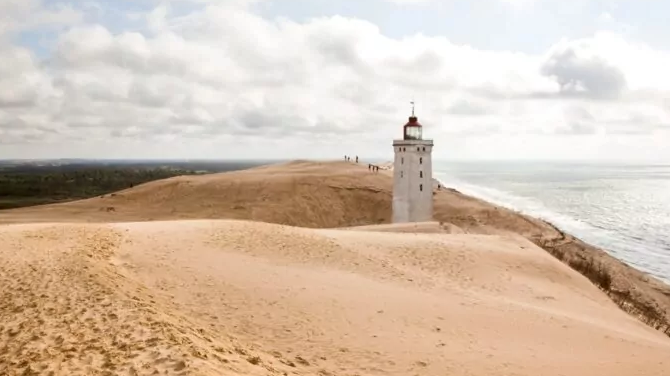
[404,125,422,140]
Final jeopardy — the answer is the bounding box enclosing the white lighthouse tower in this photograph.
[392,103,434,223]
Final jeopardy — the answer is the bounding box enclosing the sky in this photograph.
[1,0,669,161]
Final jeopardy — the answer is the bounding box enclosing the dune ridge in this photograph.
[0,161,390,228]
[1,160,670,375]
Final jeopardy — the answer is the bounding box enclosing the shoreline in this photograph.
[432,175,666,274]
[428,177,670,338]
[433,175,670,285]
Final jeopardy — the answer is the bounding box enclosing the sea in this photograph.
[433,161,670,284]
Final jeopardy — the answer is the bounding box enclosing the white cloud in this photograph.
[0,1,669,161]
[498,0,536,9]
[0,0,82,37]
[598,12,614,23]
[385,0,434,4]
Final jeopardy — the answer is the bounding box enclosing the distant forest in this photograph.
[0,161,268,210]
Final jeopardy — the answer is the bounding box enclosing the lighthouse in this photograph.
[392,103,434,223]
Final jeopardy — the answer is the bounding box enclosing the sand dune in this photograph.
[0,161,391,228]
[1,220,669,376]
[1,160,670,375]
[2,160,668,330]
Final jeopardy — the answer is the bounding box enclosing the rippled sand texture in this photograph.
[1,220,669,376]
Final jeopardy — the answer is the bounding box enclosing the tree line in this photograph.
[0,167,201,210]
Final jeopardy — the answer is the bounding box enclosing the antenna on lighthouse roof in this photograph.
[410,100,415,117]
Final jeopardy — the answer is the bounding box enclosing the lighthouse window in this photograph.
[420,184,423,192]
[420,171,423,178]
[417,147,420,152]
[422,147,426,152]
[400,171,403,178]
[403,147,406,152]
[401,157,404,164]
[419,157,423,164]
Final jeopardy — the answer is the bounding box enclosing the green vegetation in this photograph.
[0,161,265,210]
[0,167,198,209]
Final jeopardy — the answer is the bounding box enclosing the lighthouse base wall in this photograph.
[392,139,434,224]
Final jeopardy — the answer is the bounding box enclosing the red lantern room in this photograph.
[403,102,423,140]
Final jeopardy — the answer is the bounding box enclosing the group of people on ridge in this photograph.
[343,155,381,173]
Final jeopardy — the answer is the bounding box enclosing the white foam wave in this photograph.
[434,172,593,231]
[434,171,670,284]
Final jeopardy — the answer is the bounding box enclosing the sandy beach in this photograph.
[1,160,669,375]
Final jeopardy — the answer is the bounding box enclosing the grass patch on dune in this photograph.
[566,257,613,292]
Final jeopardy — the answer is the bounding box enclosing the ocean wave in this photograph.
[434,172,595,232]
[434,171,670,284]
